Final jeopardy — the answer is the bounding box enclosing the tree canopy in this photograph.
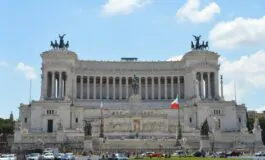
[0,118,14,134]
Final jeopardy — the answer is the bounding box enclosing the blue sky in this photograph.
[0,0,265,118]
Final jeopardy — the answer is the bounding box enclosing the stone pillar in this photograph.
[214,72,219,98]
[171,76,174,99]
[113,77,116,100]
[41,72,47,100]
[58,72,62,98]
[145,77,148,99]
[207,72,211,99]
[93,76,96,99]
[220,75,224,100]
[200,72,204,98]
[152,77,154,100]
[164,76,167,99]
[100,76,102,99]
[51,72,55,98]
[119,77,122,100]
[80,76,83,99]
[106,77,109,99]
[126,77,128,99]
[177,76,181,97]
[158,77,161,100]
[87,76,90,99]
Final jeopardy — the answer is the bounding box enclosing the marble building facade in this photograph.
[13,41,262,151]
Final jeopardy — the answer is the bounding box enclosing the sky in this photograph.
[0,0,265,118]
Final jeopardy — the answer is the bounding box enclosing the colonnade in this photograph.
[76,76,185,100]
[196,72,218,99]
[42,71,219,100]
[46,71,67,99]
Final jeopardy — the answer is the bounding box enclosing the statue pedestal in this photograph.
[129,94,141,104]
[85,135,92,140]
[200,136,210,152]
[84,139,93,152]
[56,130,65,142]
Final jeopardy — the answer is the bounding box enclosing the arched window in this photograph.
[75,118,78,123]
[189,117,192,123]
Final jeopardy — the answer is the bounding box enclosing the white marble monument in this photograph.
[13,35,263,152]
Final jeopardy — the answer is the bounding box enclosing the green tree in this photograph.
[0,117,14,134]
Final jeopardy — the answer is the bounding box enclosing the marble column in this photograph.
[164,77,167,99]
[41,72,47,99]
[59,72,62,98]
[119,77,122,100]
[93,76,96,99]
[106,77,109,99]
[113,77,116,100]
[51,72,55,98]
[80,76,83,99]
[145,77,148,99]
[214,72,219,98]
[158,77,161,100]
[87,76,90,99]
[126,77,128,99]
[171,76,174,99]
[152,77,154,100]
[177,76,181,97]
[200,72,204,98]
[207,72,211,99]
[139,77,142,98]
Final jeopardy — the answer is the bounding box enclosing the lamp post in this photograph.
[176,108,182,147]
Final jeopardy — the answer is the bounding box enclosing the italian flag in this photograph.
[171,96,180,109]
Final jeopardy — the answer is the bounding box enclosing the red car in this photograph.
[147,153,163,158]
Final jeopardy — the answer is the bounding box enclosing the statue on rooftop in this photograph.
[191,35,209,50]
[50,34,69,49]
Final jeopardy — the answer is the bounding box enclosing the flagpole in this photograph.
[100,87,104,138]
[176,95,182,147]
[234,80,237,104]
[29,79,32,104]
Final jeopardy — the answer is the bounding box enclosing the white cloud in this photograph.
[0,61,8,67]
[209,16,265,49]
[102,0,151,16]
[255,106,265,113]
[167,55,183,61]
[176,0,220,23]
[220,50,265,102]
[16,62,36,80]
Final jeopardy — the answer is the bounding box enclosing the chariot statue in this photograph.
[191,35,209,50]
[50,34,69,49]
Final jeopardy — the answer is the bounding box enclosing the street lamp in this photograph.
[176,108,182,147]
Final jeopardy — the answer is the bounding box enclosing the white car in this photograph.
[43,153,54,160]
[26,153,41,160]
[0,154,17,160]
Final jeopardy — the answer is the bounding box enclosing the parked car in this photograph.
[0,154,17,160]
[61,153,75,160]
[43,152,55,160]
[27,153,41,160]
[147,153,163,158]
[172,150,187,156]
